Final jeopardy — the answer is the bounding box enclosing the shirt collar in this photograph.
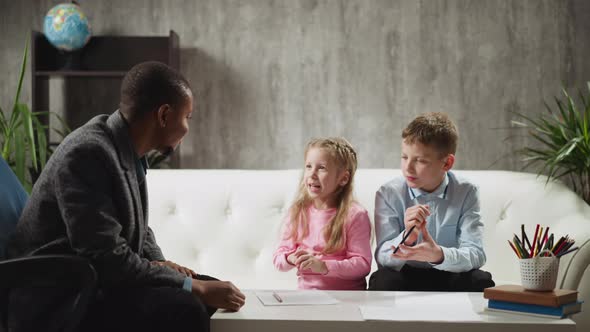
[408,173,449,200]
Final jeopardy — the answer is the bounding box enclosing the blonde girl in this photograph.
[273,137,372,290]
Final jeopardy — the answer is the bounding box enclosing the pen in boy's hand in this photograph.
[393,225,416,254]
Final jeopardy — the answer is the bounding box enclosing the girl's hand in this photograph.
[295,253,328,274]
[287,247,308,265]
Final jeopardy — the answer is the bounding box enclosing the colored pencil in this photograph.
[508,240,521,258]
[513,235,526,258]
[508,225,575,259]
[521,224,531,251]
[557,246,579,258]
[530,224,540,257]
[540,227,550,251]
[554,236,569,256]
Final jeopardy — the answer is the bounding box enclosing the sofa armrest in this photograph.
[560,239,590,290]
[558,239,590,331]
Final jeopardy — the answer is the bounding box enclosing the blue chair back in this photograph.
[0,156,28,260]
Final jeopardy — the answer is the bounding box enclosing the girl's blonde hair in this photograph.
[287,137,358,254]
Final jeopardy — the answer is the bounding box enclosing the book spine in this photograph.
[484,293,556,307]
[487,300,564,317]
[485,307,562,319]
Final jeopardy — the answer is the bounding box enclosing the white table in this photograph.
[212,290,576,332]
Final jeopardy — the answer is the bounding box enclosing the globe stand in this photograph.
[59,49,84,70]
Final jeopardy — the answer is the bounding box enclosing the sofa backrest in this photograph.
[146,169,590,290]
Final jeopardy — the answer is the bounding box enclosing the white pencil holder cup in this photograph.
[519,249,559,291]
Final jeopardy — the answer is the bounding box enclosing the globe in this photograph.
[43,2,91,52]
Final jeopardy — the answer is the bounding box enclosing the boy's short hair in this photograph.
[402,112,458,156]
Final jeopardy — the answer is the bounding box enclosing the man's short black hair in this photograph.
[120,61,191,122]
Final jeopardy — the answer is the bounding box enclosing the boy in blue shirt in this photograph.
[369,112,495,291]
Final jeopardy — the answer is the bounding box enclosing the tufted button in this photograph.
[167,204,177,215]
[225,207,232,216]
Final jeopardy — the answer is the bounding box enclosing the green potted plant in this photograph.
[512,83,590,205]
[0,40,69,192]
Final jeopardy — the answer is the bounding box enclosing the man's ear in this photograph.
[156,104,171,128]
[443,154,455,171]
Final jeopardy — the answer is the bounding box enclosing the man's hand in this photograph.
[294,252,328,274]
[403,204,430,244]
[391,222,443,264]
[191,279,246,311]
[151,260,198,278]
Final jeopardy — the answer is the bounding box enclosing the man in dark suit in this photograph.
[6,61,245,332]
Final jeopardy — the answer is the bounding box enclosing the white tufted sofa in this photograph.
[147,169,590,328]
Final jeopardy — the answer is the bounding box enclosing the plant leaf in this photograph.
[12,38,28,112]
[17,103,38,170]
[0,105,7,133]
[32,116,47,167]
[510,120,529,128]
[14,129,26,184]
[529,131,559,150]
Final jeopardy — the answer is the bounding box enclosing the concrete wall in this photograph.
[1,0,589,170]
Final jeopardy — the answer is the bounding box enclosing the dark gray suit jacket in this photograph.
[7,111,185,289]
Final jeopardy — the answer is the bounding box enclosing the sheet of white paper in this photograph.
[359,293,484,322]
[255,290,340,306]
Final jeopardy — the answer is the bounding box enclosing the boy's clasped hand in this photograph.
[391,204,444,264]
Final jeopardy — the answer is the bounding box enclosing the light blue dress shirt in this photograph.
[374,171,486,273]
[183,276,192,292]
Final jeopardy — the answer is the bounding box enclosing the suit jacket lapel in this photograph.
[137,156,149,226]
[139,170,149,225]
[106,111,145,250]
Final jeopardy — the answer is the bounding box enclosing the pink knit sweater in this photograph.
[273,202,372,290]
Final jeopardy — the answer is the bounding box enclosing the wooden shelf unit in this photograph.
[31,30,180,166]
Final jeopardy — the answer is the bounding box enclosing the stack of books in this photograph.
[483,285,583,318]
